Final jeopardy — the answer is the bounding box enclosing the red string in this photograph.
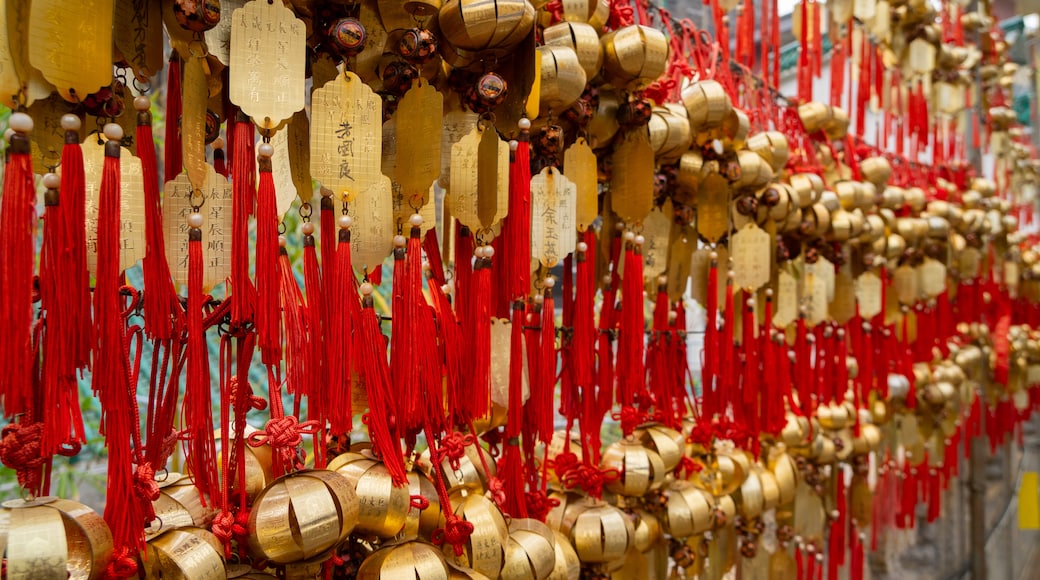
[0,137,35,418]
[255,151,282,365]
[303,237,327,468]
[184,230,218,503]
[230,115,256,326]
[357,295,408,485]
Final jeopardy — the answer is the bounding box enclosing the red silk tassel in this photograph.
[454,225,473,320]
[720,275,736,415]
[617,241,645,434]
[60,124,92,371]
[702,255,719,418]
[185,223,218,503]
[303,236,327,468]
[498,302,529,518]
[413,231,446,436]
[278,246,307,399]
[138,101,181,341]
[357,290,408,485]
[927,467,942,522]
[648,286,671,424]
[164,55,182,181]
[93,141,147,573]
[742,294,760,449]
[571,233,596,402]
[796,318,812,415]
[390,231,422,436]
[255,147,282,365]
[851,527,864,580]
[0,128,36,419]
[829,470,847,580]
[535,287,556,443]
[230,115,256,326]
[465,250,493,421]
[329,222,358,436]
[431,276,463,425]
[213,142,226,177]
[500,127,532,316]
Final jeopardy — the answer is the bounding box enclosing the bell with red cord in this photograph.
[0,496,113,579]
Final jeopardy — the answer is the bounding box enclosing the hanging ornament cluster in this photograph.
[0,0,1038,578]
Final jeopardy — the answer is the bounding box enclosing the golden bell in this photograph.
[544,490,597,533]
[746,131,790,172]
[145,527,225,579]
[247,469,359,564]
[719,108,751,150]
[859,156,893,187]
[825,106,850,140]
[548,530,580,580]
[631,509,663,553]
[852,423,883,455]
[566,503,635,563]
[438,0,535,53]
[689,449,747,497]
[677,150,706,192]
[148,472,217,539]
[421,438,497,495]
[730,150,775,190]
[403,0,442,17]
[500,518,558,580]
[543,22,603,80]
[599,25,669,90]
[648,104,692,164]
[537,45,588,115]
[767,450,798,505]
[789,173,824,208]
[405,469,443,540]
[755,464,781,511]
[734,468,766,518]
[682,80,732,133]
[358,540,451,579]
[797,101,832,133]
[559,0,610,27]
[541,431,584,486]
[663,480,715,538]
[443,493,509,577]
[632,423,686,473]
[585,88,621,148]
[217,426,275,503]
[0,496,112,580]
[328,451,411,538]
[600,438,668,497]
[449,562,494,579]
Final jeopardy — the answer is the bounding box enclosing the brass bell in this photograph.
[859,156,892,187]
[563,501,635,563]
[148,472,217,539]
[559,0,610,27]
[648,104,693,164]
[328,451,411,538]
[499,518,558,580]
[632,422,686,473]
[600,438,668,496]
[682,80,732,133]
[662,481,715,538]
[145,527,225,579]
[438,0,535,54]
[548,530,581,579]
[746,131,791,172]
[358,540,452,578]
[0,496,113,580]
[442,493,509,577]
[543,22,603,80]
[600,25,670,90]
[536,45,588,115]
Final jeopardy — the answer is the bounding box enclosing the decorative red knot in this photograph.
[105,546,139,579]
[612,407,643,437]
[230,377,267,412]
[642,78,678,105]
[543,0,563,23]
[248,416,319,449]
[132,462,161,502]
[211,511,236,557]
[328,552,345,567]
[560,464,619,499]
[435,432,475,471]
[410,495,430,511]
[524,490,560,522]
[607,2,635,29]
[486,477,507,511]
[432,515,474,557]
[675,456,701,480]
[0,422,44,491]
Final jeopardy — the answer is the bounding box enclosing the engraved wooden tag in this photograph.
[805,269,828,326]
[856,272,882,319]
[893,264,917,305]
[919,258,947,298]
[450,124,509,232]
[610,129,655,224]
[229,0,306,128]
[530,167,577,267]
[311,71,382,204]
[816,256,835,303]
[114,0,162,80]
[959,248,981,279]
[697,172,730,243]
[266,129,298,220]
[28,94,79,174]
[182,55,209,190]
[82,140,146,274]
[350,175,394,273]
[287,109,312,203]
[205,0,246,66]
[439,107,479,190]
[666,224,695,301]
[395,80,443,202]
[6,0,53,106]
[830,268,856,324]
[641,201,672,281]
[774,269,798,328]
[28,0,114,100]
[563,137,598,232]
[163,166,233,290]
[730,223,771,291]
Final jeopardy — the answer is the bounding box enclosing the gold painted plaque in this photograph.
[959,248,981,279]
[182,55,209,190]
[28,94,79,174]
[287,109,312,203]
[667,224,695,301]
[229,0,306,128]
[205,0,247,66]
[730,223,771,291]
[114,0,163,80]
[856,272,882,319]
[697,172,730,243]
[439,107,479,190]
[919,258,947,298]
[805,269,828,326]
[163,166,233,291]
[830,269,857,324]
[774,269,798,328]
[564,137,598,232]
[641,201,672,281]
[350,175,394,273]
[83,140,147,274]
[28,0,113,100]
[817,256,835,303]
[450,124,509,232]
[530,167,577,267]
[395,80,443,201]
[0,0,21,107]
[893,264,918,305]
[7,0,53,106]
[610,129,654,224]
[689,248,712,307]
[311,71,382,204]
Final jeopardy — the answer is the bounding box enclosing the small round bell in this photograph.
[600,25,670,90]
[442,493,509,578]
[859,156,893,187]
[632,423,685,473]
[173,0,220,33]
[328,451,411,538]
[537,45,588,115]
[600,438,668,497]
[662,480,715,538]
[145,527,225,579]
[421,437,497,495]
[631,509,663,553]
[499,518,558,580]
[543,22,603,80]
[682,80,731,132]
[357,540,451,578]
[0,496,113,579]
[746,130,790,172]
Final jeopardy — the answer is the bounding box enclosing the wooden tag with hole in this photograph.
[229,0,306,128]
[697,172,730,243]
[450,124,509,233]
[82,140,145,274]
[774,269,798,328]
[856,272,882,319]
[564,137,598,232]
[114,0,163,80]
[163,166,233,290]
[311,71,382,204]
[641,201,672,281]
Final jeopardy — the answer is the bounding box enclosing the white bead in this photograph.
[483,245,494,258]
[422,260,431,271]
[615,221,625,231]
[577,242,588,252]
[532,296,543,307]
[258,143,274,158]
[441,284,451,294]
[634,235,645,245]
[409,213,423,227]
[509,139,518,151]
[338,215,353,230]
[301,222,315,236]
[543,276,555,288]
[668,310,678,321]
[360,282,374,296]
[765,288,774,297]
[393,235,407,248]
[60,114,81,132]
[212,136,224,150]
[518,117,531,130]
[747,298,756,308]
[474,246,486,259]
[9,112,32,133]
[134,95,151,111]
[657,275,667,286]
[602,275,612,285]
[42,173,60,189]
[188,212,204,228]
[103,123,123,141]
[623,231,635,241]
[278,235,288,247]
[709,251,718,260]
[712,139,724,155]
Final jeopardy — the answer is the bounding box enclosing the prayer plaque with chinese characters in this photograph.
[856,272,882,319]
[229,0,306,128]
[774,269,798,328]
[350,175,394,273]
[530,167,577,267]
[114,0,163,80]
[450,124,509,232]
[730,223,771,291]
[311,71,382,204]
[564,137,598,232]
[163,167,233,290]
[610,129,654,224]
[28,0,113,100]
[641,202,672,281]
[82,140,146,274]
[182,55,209,190]
[395,79,443,203]
[205,0,247,66]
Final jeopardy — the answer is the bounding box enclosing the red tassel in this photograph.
[185,220,218,503]
[851,527,864,580]
[255,146,282,365]
[534,286,556,443]
[357,287,408,485]
[278,245,307,403]
[647,285,672,424]
[617,240,645,428]
[720,275,736,415]
[303,234,327,468]
[93,140,147,571]
[702,254,719,418]
[329,219,358,436]
[138,99,181,341]
[927,467,941,522]
[464,249,493,421]
[431,275,463,426]
[500,127,532,316]
[230,114,256,326]
[390,229,423,436]
[0,124,36,419]
[742,294,760,450]
[59,122,92,371]
[164,55,182,181]
[454,225,473,319]
[571,233,595,401]
[213,141,227,177]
